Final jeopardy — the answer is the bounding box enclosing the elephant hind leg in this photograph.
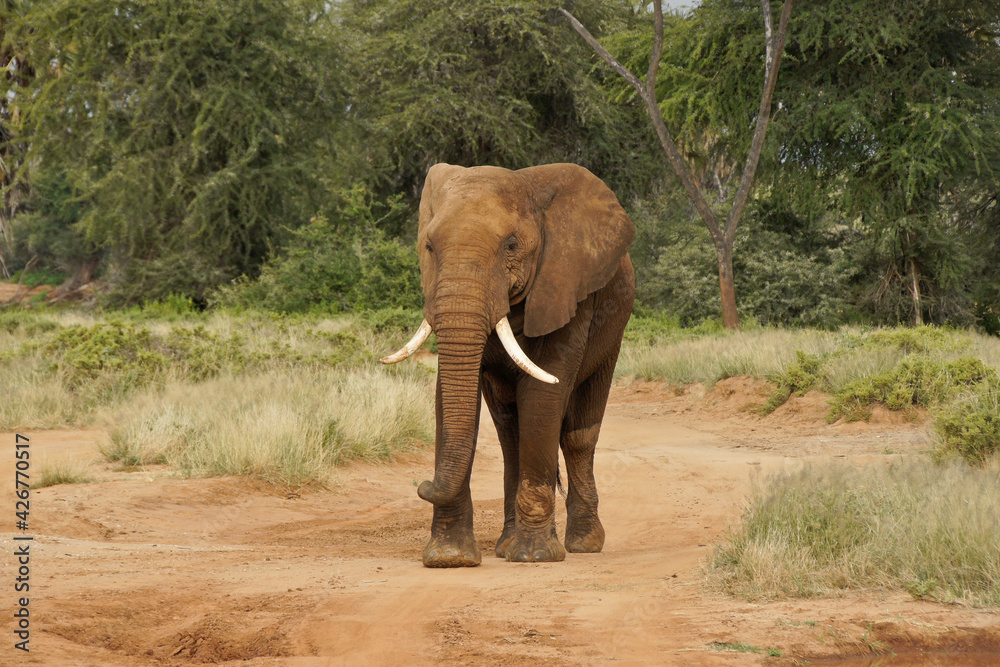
[482,372,520,558]
[560,358,616,553]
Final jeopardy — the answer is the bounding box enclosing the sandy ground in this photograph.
[2,379,999,666]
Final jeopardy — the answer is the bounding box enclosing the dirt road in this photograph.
[2,380,998,665]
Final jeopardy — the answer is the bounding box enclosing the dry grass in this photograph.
[709,458,1000,608]
[35,458,94,488]
[615,328,837,386]
[102,367,433,487]
[0,358,81,429]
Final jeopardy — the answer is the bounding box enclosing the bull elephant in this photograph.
[382,163,634,567]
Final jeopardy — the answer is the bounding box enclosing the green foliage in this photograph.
[759,350,823,414]
[632,190,858,326]
[0,309,433,429]
[4,169,93,277]
[337,0,659,216]
[127,295,202,322]
[769,0,1000,325]
[4,0,347,303]
[830,356,997,421]
[709,642,782,657]
[935,384,1000,466]
[359,308,426,334]
[26,316,370,404]
[623,308,684,344]
[609,0,1000,328]
[215,187,422,313]
[43,322,169,396]
[841,325,971,354]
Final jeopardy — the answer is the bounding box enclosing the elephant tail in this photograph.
[556,458,566,499]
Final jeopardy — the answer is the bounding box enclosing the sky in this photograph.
[661,0,700,12]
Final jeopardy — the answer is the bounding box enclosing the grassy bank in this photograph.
[0,307,433,485]
[622,319,1000,607]
[619,322,1000,465]
[709,458,1000,609]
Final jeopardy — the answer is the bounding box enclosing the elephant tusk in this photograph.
[380,319,433,364]
[495,317,559,384]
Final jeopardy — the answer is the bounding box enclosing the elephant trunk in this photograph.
[417,305,493,507]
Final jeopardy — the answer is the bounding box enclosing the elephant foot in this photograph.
[423,531,481,568]
[503,531,566,563]
[565,520,605,553]
[495,524,515,558]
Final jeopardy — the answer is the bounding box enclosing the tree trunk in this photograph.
[910,256,924,326]
[717,241,739,329]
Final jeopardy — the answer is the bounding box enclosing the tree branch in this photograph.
[723,0,793,242]
[559,9,646,94]
[646,1,664,99]
[559,4,723,241]
[2,255,37,305]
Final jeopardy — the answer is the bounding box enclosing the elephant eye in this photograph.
[424,242,433,253]
[506,236,518,252]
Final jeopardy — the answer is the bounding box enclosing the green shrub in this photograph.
[43,322,170,397]
[623,310,685,344]
[758,350,824,414]
[213,187,422,314]
[840,325,971,354]
[935,385,1000,465]
[0,311,62,336]
[829,356,997,421]
[359,307,426,334]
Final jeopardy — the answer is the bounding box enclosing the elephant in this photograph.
[382,162,635,567]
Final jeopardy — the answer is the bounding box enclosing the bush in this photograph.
[0,311,382,428]
[758,350,824,414]
[935,385,1000,465]
[840,325,971,354]
[214,187,422,313]
[829,356,997,421]
[630,190,858,328]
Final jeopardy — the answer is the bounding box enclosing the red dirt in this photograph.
[2,380,998,666]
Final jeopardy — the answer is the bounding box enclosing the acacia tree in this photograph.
[336,0,660,230]
[3,0,346,302]
[0,0,33,277]
[767,0,1000,326]
[562,0,793,329]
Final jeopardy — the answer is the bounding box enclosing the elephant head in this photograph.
[382,163,634,508]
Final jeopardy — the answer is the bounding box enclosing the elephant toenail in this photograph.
[533,550,548,560]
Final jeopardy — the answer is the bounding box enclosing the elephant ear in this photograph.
[520,164,634,338]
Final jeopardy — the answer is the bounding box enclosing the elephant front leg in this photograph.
[503,396,566,563]
[561,426,605,553]
[504,478,566,562]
